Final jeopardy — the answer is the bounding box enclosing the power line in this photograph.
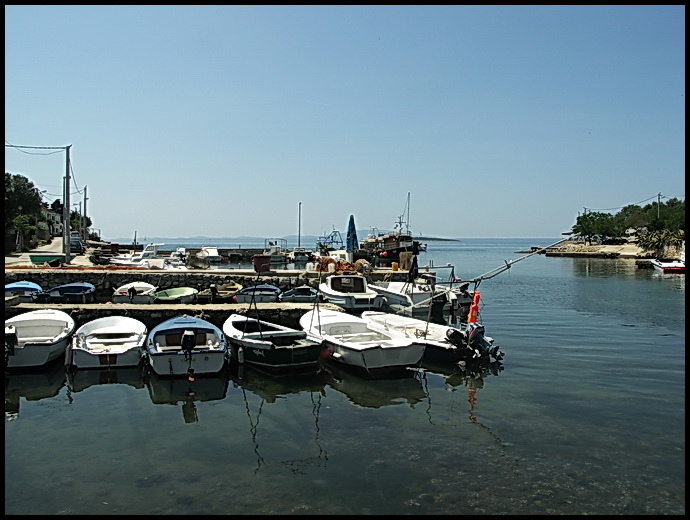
[584,193,669,212]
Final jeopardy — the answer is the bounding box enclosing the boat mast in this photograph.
[298,201,302,248]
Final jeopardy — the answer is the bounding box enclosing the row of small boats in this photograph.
[6,272,469,312]
[5,306,504,381]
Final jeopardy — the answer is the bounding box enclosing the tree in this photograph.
[5,172,44,232]
[637,229,685,258]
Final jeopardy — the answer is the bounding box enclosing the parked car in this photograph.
[278,285,323,303]
[69,237,86,255]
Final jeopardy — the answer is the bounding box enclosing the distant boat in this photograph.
[5,309,76,368]
[197,281,243,303]
[650,257,685,274]
[198,246,223,263]
[109,243,165,266]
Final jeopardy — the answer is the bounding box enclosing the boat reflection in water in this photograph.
[229,363,328,474]
[5,358,67,419]
[319,358,427,409]
[145,368,230,424]
[420,357,504,425]
[66,363,146,394]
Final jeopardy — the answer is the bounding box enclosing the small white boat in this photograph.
[109,243,166,266]
[153,287,199,303]
[368,280,456,313]
[650,257,685,274]
[111,281,157,304]
[67,316,148,369]
[361,311,503,365]
[299,308,425,372]
[5,309,76,368]
[286,247,316,263]
[223,313,324,372]
[146,314,228,379]
[318,274,385,311]
[199,246,223,263]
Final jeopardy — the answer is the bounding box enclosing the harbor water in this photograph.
[5,238,685,515]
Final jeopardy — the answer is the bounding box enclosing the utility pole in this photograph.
[62,145,72,263]
[83,185,88,240]
[657,192,661,219]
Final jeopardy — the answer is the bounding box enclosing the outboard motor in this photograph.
[128,286,137,302]
[5,325,18,358]
[445,327,467,347]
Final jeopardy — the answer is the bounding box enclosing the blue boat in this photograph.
[32,282,97,304]
[145,314,228,379]
[5,281,43,303]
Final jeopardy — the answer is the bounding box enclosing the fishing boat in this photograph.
[145,314,228,379]
[223,313,324,372]
[318,274,385,311]
[360,310,503,365]
[31,282,97,304]
[5,281,43,303]
[111,281,157,304]
[299,308,425,372]
[650,257,685,274]
[152,287,199,303]
[5,309,76,368]
[66,316,148,369]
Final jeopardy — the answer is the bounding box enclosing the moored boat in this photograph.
[112,281,157,304]
[299,308,425,372]
[31,282,97,304]
[650,257,685,274]
[66,315,148,369]
[5,281,43,303]
[223,313,324,372]
[360,310,503,365]
[145,314,228,379]
[5,309,76,368]
[153,287,199,304]
[318,274,385,311]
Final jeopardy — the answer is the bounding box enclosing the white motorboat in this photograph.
[299,308,425,372]
[5,309,76,368]
[318,274,385,311]
[361,310,503,365]
[368,280,457,313]
[650,257,685,274]
[233,284,282,303]
[198,246,223,263]
[67,316,148,369]
[109,243,165,266]
[145,314,228,379]
[111,281,157,304]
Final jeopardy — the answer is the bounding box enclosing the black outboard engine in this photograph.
[128,286,137,302]
[5,326,18,357]
[445,327,467,347]
[181,330,196,355]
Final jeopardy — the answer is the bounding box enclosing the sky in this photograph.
[5,5,685,241]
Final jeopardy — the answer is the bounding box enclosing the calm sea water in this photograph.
[5,238,685,515]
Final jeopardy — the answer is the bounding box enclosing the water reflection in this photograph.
[5,358,66,419]
[320,359,427,409]
[230,363,328,474]
[420,358,504,426]
[66,363,146,395]
[145,368,230,424]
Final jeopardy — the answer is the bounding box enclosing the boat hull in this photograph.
[5,310,76,368]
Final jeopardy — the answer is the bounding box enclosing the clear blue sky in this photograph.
[5,5,685,241]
